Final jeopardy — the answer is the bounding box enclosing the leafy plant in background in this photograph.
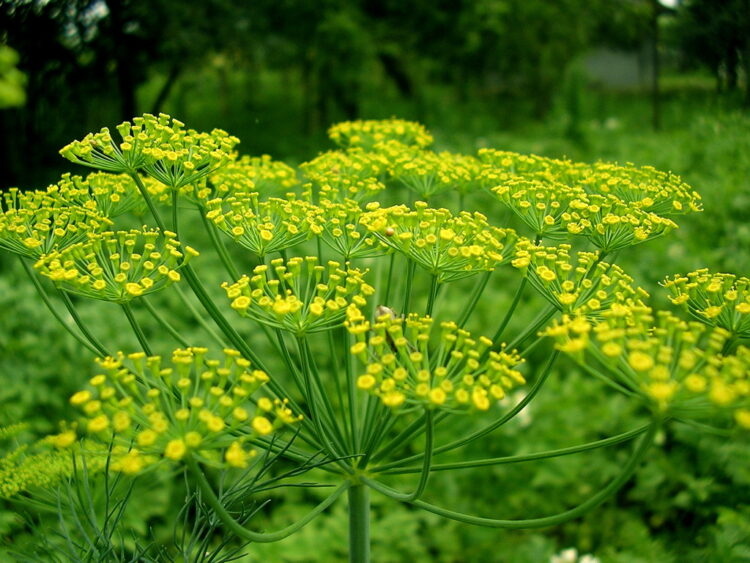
[0,115,748,562]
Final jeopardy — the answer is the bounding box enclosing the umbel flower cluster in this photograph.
[62,347,301,474]
[0,113,746,560]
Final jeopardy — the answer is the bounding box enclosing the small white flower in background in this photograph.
[499,390,533,427]
[550,548,600,563]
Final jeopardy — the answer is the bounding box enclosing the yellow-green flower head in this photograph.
[0,188,111,258]
[662,270,750,338]
[328,119,433,150]
[477,149,702,217]
[210,154,298,198]
[345,307,525,412]
[48,172,146,218]
[512,239,649,316]
[206,192,321,258]
[491,178,591,239]
[389,149,482,199]
[67,347,301,474]
[361,202,518,282]
[223,256,375,336]
[566,194,677,253]
[313,198,388,260]
[59,113,239,188]
[301,149,387,203]
[1,437,108,499]
[573,161,702,216]
[477,149,574,188]
[34,227,198,303]
[544,307,750,423]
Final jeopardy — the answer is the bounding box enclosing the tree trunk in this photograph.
[151,63,182,115]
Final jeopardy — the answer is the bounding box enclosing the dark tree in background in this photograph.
[1,0,748,188]
[675,0,750,105]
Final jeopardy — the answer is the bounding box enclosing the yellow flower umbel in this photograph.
[48,172,145,218]
[573,161,702,216]
[491,178,591,240]
[67,347,301,474]
[545,305,750,422]
[34,228,198,303]
[223,256,374,336]
[205,192,321,259]
[388,149,482,200]
[328,119,434,150]
[361,201,517,282]
[566,194,677,253]
[314,199,387,260]
[0,188,111,259]
[0,437,108,499]
[512,240,649,316]
[210,154,298,198]
[346,307,525,412]
[60,113,238,188]
[477,149,702,218]
[301,149,387,203]
[662,270,750,339]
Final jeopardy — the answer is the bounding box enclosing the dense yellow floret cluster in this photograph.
[0,439,108,499]
[388,149,482,199]
[328,119,434,150]
[48,172,145,218]
[346,307,525,411]
[60,113,238,188]
[512,240,649,315]
[491,178,590,239]
[301,149,387,202]
[571,161,702,215]
[545,305,750,425]
[0,188,111,258]
[566,194,677,253]
[205,192,321,258]
[223,256,374,335]
[361,201,517,282]
[313,199,387,260]
[662,270,750,338]
[478,148,702,217]
[63,348,301,474]
[210,154,298,198]
[34,228,198,303]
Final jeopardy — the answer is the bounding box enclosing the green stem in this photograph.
[186,456,349,542]
[373,351,558,472]
[457,271,491,328]
[371,422,658,529]
[130,173,167,231]
[345,330,360,452]
[201,209,241,281]
[141,297,190,347]
[58,291,110,357]
[505,305,556,350]
[425,274,440,317]
[299,337,349,455]
[19,257,98,355]
[121,303,152,356]
[381,422,651,474]
[401,260,417,315]
[371,410,434,500]
[383,253,396,306]
[491,276,528,343]
[348,483,370,563]
[172,284,226,347]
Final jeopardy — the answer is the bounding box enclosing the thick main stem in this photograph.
[348,483,370,563]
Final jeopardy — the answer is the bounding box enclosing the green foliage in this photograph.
[1,108,749,562]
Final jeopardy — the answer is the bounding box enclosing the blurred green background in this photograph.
[2,0,750,561]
